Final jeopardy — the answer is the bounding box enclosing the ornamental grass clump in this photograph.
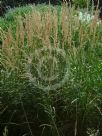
[0,4,102,136]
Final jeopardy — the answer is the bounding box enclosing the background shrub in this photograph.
[0,0,89,16]
[74,0,88,8]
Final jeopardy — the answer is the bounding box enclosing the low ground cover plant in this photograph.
[0,4,102,136]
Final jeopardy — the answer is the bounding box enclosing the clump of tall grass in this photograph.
[0,4,102,136]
